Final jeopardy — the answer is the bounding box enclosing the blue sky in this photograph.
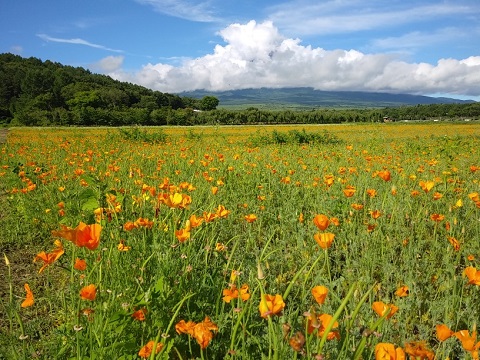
[1,0,479,100]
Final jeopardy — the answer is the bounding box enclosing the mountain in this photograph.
[179,87,475,109]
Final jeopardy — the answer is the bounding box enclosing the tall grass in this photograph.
[1,124,479,359]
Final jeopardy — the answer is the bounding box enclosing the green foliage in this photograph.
[249,128,343,146]
[118,126,168,143]
[199,96,220,111]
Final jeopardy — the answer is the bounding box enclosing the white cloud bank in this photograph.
[108,20,480,97]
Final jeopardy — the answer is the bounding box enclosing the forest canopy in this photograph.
[0,53,478,126]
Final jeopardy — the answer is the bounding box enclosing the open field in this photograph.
[1,123,479,359]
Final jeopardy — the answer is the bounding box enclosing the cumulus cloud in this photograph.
[108,20,480,97]
[92,56,125,72]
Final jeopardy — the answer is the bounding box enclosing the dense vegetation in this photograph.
[1,125,479,359]
[1,53,479,126]
[0,53,218,126]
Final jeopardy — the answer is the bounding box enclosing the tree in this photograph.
[199,96,219,111]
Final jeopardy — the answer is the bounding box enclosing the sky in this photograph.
[1,0,480,100]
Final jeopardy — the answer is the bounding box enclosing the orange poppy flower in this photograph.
[211,186,218,195]
[134,217,153,228]
[370,210,382,219]
[374,343,405,360]
[314,232,335,250]
[372,301,398,319]
[21,283,34,308]
[189,214,204,228]
[468,192,479,202]
[311,285,328,305]
[313,214,330,231]
[419,181,435,193]
[34,240,64,273]
[138,340,163,358]
[366,189,377,198]
[436,324,454,341]
[378,170,391,181]
[351,203,364,211]
[343,186,356,197]
[203,211,217,223]
[259,294,285,318]
[176,317,218,349]
[176,320,196,335]
[222,285,239,303]
[464,266,480,285]
[80,284,97,301]
[324,175,335,187]
[123,221,137,231]
[289,331,306,352]
[330,217,340,226]
[432,192,443,200]
[192,317,218,349]
[244,214,257,223]
[430,213,444,222]
[454,329,480,353]
[395,285,409,297]
[74,258,87,271]
[52,222,101,250]
[132,308,147,321]
[310,313,340,340]
[403,341,435,360]
[239,284,251,301]
[175,228,191,242]
[447,236,460,251]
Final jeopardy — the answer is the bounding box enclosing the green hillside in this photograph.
[179,88,474,109]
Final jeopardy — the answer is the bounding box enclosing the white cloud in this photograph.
[108,20,480,97]
[135,0,217,22]
[92,56,125,72]
[37,34,124,53]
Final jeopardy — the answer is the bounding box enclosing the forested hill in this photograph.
[0,53,218,126]
[0,53,479,127]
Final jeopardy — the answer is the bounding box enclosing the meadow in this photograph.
[1,122,479,359]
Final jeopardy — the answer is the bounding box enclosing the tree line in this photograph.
[1,53,478,127]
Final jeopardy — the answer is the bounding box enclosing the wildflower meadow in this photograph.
[1,122,479,359]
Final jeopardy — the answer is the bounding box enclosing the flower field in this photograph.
[1,122,479,359]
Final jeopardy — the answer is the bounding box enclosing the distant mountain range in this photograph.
[179,87,475,109]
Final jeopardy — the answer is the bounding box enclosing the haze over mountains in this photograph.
[180,88,475,109]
